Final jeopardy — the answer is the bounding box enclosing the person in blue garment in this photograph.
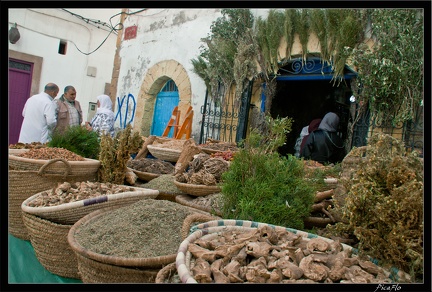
[85,94,115,137]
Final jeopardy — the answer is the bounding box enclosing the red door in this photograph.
[9,59,33,144]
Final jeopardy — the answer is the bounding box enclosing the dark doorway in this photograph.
[270,79,352,156]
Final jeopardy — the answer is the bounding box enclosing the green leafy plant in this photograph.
[221,116,316,230]
[48,125,100,159]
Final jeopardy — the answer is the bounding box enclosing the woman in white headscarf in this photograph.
[86,94,115,137]
[300,112,345,164]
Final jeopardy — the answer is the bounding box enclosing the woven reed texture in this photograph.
[9,155,100,176]
[200,147,220,155]
[8,149,30,155]
[21,212,80,279]
[173,180,221,197]
[129,168,160,181]
[147,145,181,162]
[180,213,220,240]
[8,167,94,240]
[175,194,222,216]
[21,187,159,225]
[75,253,160,283]
[155,262,177,283]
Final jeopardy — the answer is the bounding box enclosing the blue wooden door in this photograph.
[151,91,179,137]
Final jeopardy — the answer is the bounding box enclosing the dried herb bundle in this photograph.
[328,133,423,281]
[98,124,143,184]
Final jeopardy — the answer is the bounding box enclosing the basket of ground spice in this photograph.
[67,199,217,283]
[21,182,159,225]
[9,147,100,176]
[176,220,412,284]
[9,158,96,240]
[20,183,158,279]
[141,174,187,202]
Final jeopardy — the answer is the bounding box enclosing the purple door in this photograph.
[9,59,33,144]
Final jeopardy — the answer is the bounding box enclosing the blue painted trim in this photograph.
[276,73,357,81]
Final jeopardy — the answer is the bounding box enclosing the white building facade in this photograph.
[8,8,121,143]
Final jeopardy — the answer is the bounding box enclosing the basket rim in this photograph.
[173,180,221,197]
[147,145,182,153]
[67,205,176,267]
[128,167,164,181]
[21,186,159,215]
[9,154,100,165]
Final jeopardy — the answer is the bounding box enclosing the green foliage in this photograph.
[48,125,100,159]
[191,9,256,101]
[98,124,143,184]
[350,9,424,125]
[327,133,423,281]
[221,116,315,230]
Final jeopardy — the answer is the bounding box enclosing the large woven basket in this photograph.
[21,186,159,225]
[8,148,30,155]
[9,153,100,176]
[21,212,80,279]
[128,167,161,182]
[147,145,181,162]
[173,180,221,197]
[175,194,222,216]
[176,220,412,284]
[8,158,95,240]
[67,203,216,283]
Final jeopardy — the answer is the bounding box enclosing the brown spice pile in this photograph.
[153,139,185,150]
[17,147,85,161]
[190,193,223,212]
[127,158,174,174]
[74,199,198,258]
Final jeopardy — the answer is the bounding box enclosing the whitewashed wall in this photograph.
[8,8,121,122]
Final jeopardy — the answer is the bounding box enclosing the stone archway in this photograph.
[133,59,192,136]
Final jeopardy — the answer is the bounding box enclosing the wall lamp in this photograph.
[9,23,20,44]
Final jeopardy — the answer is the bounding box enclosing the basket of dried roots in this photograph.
[175,220,412,284]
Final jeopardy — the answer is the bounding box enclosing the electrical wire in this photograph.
[61,8,148,56]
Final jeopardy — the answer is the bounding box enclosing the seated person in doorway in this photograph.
[85,94,115,137]
[300,112,345,164]
[294,125,309,158]
[299,118,322,155]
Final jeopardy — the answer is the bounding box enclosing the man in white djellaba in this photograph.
[18,83,59,144]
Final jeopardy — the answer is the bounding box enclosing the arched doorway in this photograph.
[268,57,357,156]
[150,79,179,137]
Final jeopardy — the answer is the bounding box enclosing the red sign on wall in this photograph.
[124,26,137,40]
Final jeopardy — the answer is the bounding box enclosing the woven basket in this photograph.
[147,145,181,162]
[75,253,160,283]
[8,148,30,155]
[9,154,100,176]
[67,205,177,283]
[175,194,222,216]
[155,262,179,283]
[67,202,217,283]
[173,180,221,197]
[176,220,412,284]
[128,167,161,182]
[8,158,95,240]
[21,186,159,225]
[21,212,80,279]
